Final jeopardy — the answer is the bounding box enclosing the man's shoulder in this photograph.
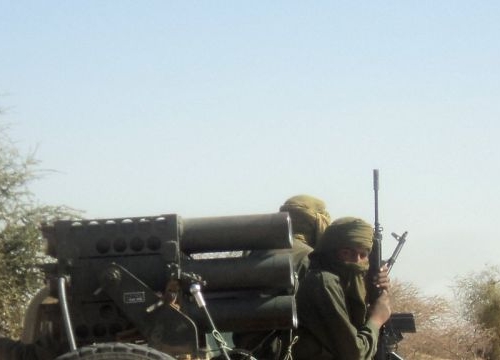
[303,268,342,287]
[297,269,344,306]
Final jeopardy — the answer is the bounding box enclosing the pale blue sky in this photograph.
[1,1,499,298]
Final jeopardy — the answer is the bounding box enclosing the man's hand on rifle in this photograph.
[368,265,392,329]
[369,291,392,329]
[372,264,391,292]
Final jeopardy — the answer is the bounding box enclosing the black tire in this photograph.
[55,343,176,360]
[210,349,257,360]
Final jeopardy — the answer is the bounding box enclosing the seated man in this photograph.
[233,195,331,359]
[293,217,391,360]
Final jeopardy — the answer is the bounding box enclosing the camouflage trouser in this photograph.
[0,337,59,360]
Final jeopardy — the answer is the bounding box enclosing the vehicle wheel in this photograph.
[55,343,176,360]
[210,349,257,360]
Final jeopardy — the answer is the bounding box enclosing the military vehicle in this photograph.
[21,206,414,360]
[24,212,297,360]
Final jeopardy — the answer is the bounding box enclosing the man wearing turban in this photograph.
[233,195,331,359]
[292,217,391,360]
[278,194,331,279]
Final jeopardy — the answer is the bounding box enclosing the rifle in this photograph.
[369,169,383,303]
[368,169,414,360]
[368,169,386,360]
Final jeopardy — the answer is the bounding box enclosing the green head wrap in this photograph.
[279,195,331,247]
[314,216,373,256]
[309,217,374,326]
